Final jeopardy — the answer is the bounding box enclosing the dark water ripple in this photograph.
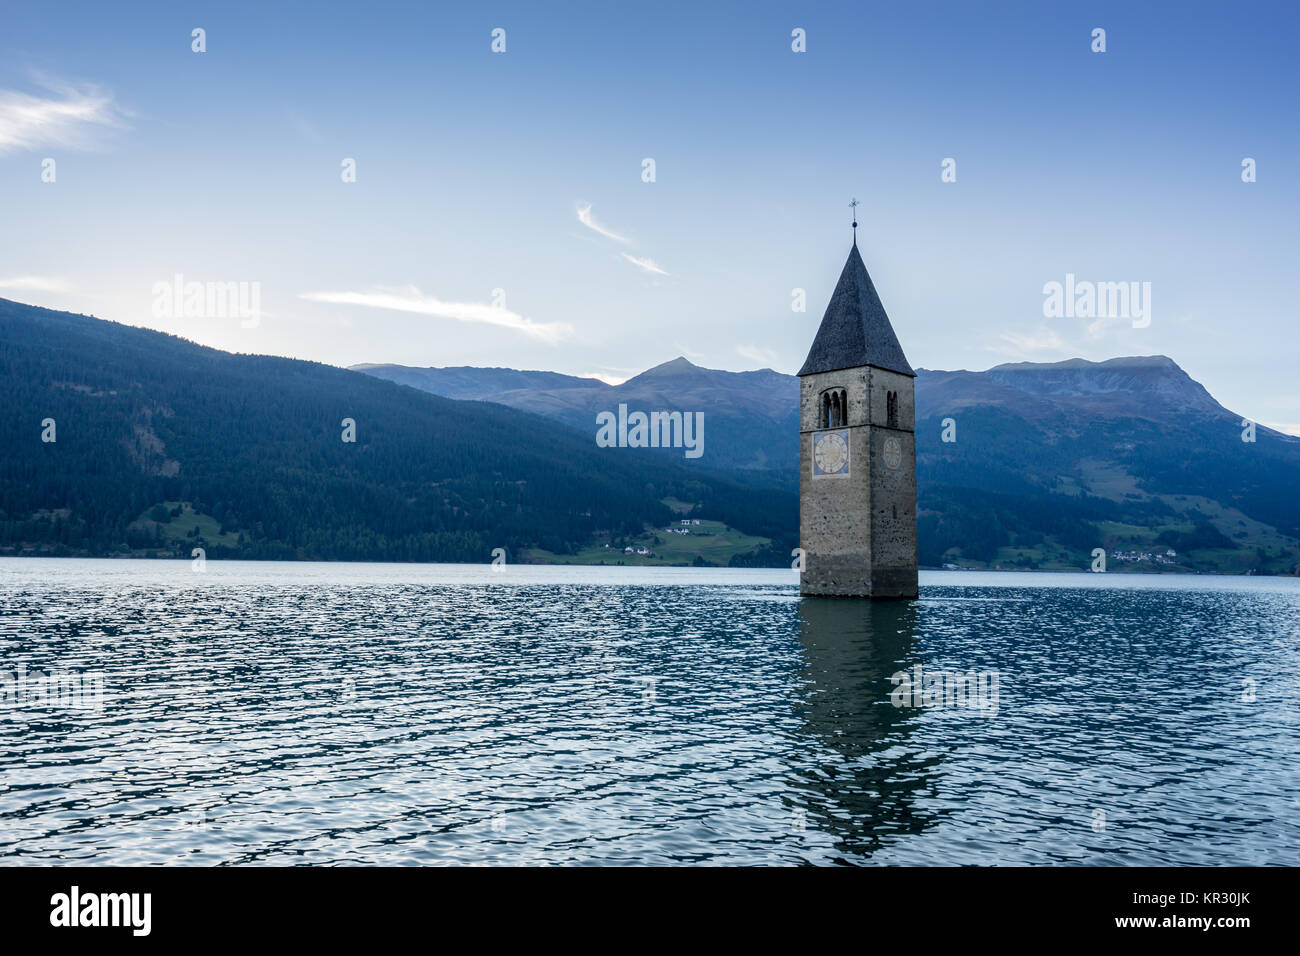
[1,560,1297,865]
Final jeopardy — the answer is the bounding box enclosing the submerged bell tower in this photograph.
[798,210,918,599]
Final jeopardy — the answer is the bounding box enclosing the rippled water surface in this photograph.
[1,559,1297,865]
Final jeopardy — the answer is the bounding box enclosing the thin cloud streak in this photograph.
[575,202,629,243]
[581,370,633,385]
[988,326,1068,359]
[299,286,573,344]
[620,253,669,276]
[0,78,127,153]
[1261,422,1300,437]
[576,201,674,277]
[0,276,70,293]
[736,344,781,367]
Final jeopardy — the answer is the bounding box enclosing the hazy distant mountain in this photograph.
[915,355,1300,572]
[359,354,1300,573]
[3,293,1292,574]
[357,357,800,488]
[349,364,603,401]
[0,299,794,564]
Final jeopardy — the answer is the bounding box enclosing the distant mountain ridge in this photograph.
[349,364,602,400]
[0,299,795,564]
[356,356,800,487]
[2,292,1293,574]
[358,354,1300,574]
[980,355,1224,414]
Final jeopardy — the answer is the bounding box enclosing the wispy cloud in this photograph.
[575,202,628,243]
[736,344,781,367]
[989,326,1068,359]
[582,369,635,386]
[0,275,70,293]
[0,77,127,154]
[620,253,669,276]
[1261,422,1300,437]
[298,286,573,344]
[576,201,672,276]
[1084,314,1124,339]
[285,108,324,144]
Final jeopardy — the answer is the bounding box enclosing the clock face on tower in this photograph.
[812,429,850,478]
[883,435,903,470]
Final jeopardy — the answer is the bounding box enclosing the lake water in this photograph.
[1,558,1297,865]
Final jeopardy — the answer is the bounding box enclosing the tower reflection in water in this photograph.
[792,597,943,862]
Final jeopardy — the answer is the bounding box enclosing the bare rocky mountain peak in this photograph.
[979,354,1220,414]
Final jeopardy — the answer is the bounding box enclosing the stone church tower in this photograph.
[798,237,917,599]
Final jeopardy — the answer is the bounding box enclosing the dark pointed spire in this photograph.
[798,242,915,378]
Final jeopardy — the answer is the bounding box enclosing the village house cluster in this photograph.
[600,543,657,557]
[1113,548,1178,565]
[596,518,712,560]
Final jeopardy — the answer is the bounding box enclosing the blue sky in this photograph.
[2,1,1297,429]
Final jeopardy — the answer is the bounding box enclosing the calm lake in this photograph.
[1,559,1297,865]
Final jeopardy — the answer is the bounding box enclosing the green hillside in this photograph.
[0,298,796,565]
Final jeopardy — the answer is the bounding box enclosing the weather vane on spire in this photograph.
[849,198,859,244]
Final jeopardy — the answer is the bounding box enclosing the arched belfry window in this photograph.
[887,390,899,428]
[820,388,847,428]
